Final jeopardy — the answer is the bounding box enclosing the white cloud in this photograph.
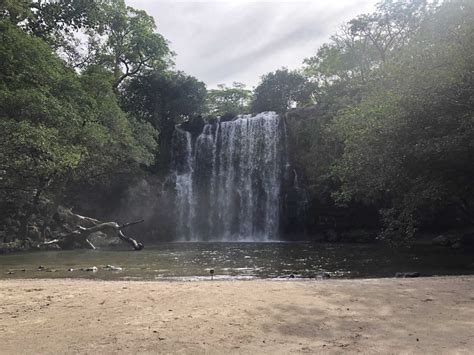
[127,0,376,88]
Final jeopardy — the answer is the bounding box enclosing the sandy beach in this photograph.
[0,276,473,354]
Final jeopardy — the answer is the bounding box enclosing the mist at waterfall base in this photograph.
[172,112,290,242]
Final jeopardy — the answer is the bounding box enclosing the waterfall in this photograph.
[172,112,287,241]
[172,128,196,240]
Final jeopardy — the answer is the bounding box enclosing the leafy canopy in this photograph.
[252,68,314,114]
[207,82,252,117]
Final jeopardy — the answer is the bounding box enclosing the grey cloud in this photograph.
[127,0,376,88]
[200,3,371,85]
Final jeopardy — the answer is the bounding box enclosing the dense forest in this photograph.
[0,0,473,250]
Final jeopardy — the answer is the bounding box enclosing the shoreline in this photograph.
[1,276,473,353]
[2,273,474,282]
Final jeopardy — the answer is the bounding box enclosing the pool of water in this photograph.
[0,242,472,281]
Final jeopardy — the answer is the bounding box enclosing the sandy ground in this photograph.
[0,277,473,354]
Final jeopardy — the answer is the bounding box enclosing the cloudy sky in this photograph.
[127,0,377,88]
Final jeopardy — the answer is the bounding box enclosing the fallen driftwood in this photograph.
[40,218,144,251]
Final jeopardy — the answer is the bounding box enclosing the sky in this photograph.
[127,0,377,89]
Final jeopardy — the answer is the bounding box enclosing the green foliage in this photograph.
[124,70,207,126]
[348,0,432,63]
[0,0,31,24]
[0,22,84,190]
[1,0,172,88]
[286,109,341,202]
[0,0,100,44]
[123,70,207,169]
[89,0,172,88]
[289,0,474,240]
[0,0,192,243]
[207,82,252,117]
[304,0,433,88]
[76,65,157,179]
[252,68,314,113]
[331,0,474,238]
[0,22,157,219]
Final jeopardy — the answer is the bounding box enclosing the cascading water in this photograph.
[172,128,196,240]
[172,112,287,241]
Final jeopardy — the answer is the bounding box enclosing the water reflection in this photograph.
[0,242,472,281]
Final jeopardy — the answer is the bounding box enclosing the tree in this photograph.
[304,0,433,87]
[122,70,207,170]
[207,82,252,117]
[348,0,431,63]
[252,68,314,113]
[0,22,157,239]
[1,0,172,89]
[0,0,100,49]
[0,0,97,33]
[292,0,474,240]
[89,0,172,89]
[332,0,474,240]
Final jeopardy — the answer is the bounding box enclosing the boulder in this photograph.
[179,115,206,136]
[451,241,462,249]
[431,235,452,246]
[88,231,120,247]
[219,112,237,123]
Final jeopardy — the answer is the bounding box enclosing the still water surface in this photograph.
[0,242,472,281]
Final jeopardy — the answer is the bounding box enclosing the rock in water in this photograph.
[431,235,451,246]
[104,265,123,271]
